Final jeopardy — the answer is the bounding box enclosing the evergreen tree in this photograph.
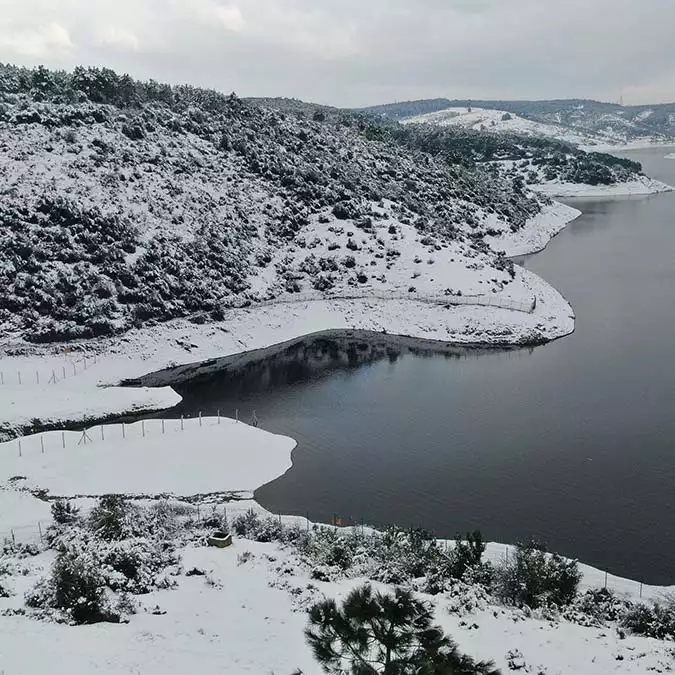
[305,584,499,674]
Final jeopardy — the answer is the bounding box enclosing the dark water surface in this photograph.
[171,147,675,584]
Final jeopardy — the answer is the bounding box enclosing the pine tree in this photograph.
[305,584,499,674]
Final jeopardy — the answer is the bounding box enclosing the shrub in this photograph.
[231,509,283,542]
[622,601,675,639]
[306,584,499,675]
[493,541,581,609]
[89,495,137,541]
[447,531,486,580]
[27,545,114,625]
[51,499,80,525]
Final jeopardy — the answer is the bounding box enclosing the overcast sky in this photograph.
[1,0,674,107]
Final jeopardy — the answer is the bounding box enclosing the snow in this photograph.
[0,198,580,437]
[0,489,51,537]
[486,201,581,256]
[0,416,295,498]
[533,176,674,198]
[0,352,180,440]
[401,106,596,146]
[666,152,675,159]
[1,517,674,674]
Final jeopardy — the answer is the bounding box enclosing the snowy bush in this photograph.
[446,531,486,580]
[26,544,115,625]
[51,499,80,525]
[89,495,140,541]
[492,541,581,609]
[232,509,283,542]
[621,600,675,639]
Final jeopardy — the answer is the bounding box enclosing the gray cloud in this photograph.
[1,0,674,106]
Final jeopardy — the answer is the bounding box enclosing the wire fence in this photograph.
[0,507,652,600]
[251,290,536,314]
[0,353,99,387]
[4,410,257,458]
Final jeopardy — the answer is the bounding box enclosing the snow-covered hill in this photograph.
[0,64,579,347]
[365,98,675,150]
[401,106,597,146]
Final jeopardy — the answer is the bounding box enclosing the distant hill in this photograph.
[359,98,675,147]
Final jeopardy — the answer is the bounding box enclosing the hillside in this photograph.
[0,64,579,346]
[362,98,675,148]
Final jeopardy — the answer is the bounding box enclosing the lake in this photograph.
[169,147,675,584]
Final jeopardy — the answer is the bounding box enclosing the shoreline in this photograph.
[578,140,675,153]
[0,197,580,438]
[532,176,674,199]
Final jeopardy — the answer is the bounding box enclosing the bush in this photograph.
[51,499,80,525]
[622,601,675,639]
[89,495,137,541]
[231,509,283,542]
[27,545,114,625]
[493,541,581,609]
[447,531,486,580]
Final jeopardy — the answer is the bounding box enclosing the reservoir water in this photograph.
[169,147,675,584]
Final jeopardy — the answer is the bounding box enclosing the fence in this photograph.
[5,409,257,459]
[0,353,99,387]
[225,504,658,602]
[0,522,45,547]
[251,289,536,314]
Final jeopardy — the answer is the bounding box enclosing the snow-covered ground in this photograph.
[532,175,674,198]
[1,495,674,674]
[401,107,597,146]
[402,106,675,153]
[666,152,675,159]
[0,417,295,499]
[486,201,581,256]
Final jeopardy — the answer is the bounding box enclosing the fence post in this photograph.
[0,371,3,385]
[217,409,220,425]
[11,529,15,545]
[38,522,43,543]
[36,371,40,385]
[180,415,184,431]
[17,371,21,385]
[62,365,66,380]
[142,420,146,438]
[40,437,45,454]
[18,439,22,457]
[604,570,608,589]
[199,411,202,427]
[100,426,105,441]
[640,582,643,598]
[235,409,239,423]
[122,423,126,439]
[62,431,65,449]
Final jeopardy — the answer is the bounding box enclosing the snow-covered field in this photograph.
[0,417,295,499]
[666,152,675,159]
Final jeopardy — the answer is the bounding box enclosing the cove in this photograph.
[165,147,675,584]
